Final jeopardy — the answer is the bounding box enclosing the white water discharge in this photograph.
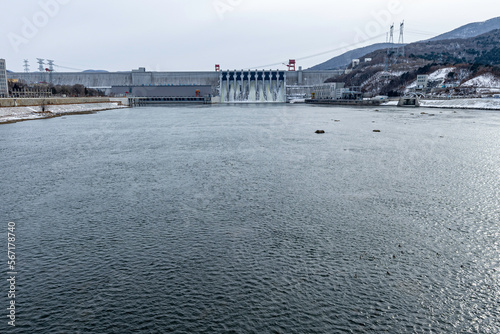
[220,70,286,103]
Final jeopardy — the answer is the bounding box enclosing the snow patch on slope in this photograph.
[461,73,500,88]
[428,67,455,82]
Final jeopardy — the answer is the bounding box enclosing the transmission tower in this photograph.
[389,24,394,44]
[47,60,55,72]
[398,21,405,57]
[23,59,30,73]
[398,21,405,44]
[385,24,395,72]
[37,58,45,72]
[46,60,55,84]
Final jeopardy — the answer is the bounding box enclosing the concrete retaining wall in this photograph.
[0,97,118,107]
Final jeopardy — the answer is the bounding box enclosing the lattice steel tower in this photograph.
[23,59,30,73]
[398,21,405,57]
[47,60,55,72]
[37,58,45,72]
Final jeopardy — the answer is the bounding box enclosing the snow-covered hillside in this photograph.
[356,65,500,97]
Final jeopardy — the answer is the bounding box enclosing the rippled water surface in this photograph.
[1,104,499,333]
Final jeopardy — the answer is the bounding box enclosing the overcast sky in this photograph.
[1,0,498,72]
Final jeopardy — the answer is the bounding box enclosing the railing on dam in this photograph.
[129,96,210,106]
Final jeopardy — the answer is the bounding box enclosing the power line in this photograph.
[246,32,388,69]
[406,29,436,36]
[53,64,85,71]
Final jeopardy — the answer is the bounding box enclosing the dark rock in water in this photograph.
[315,130,325,134]
[373,130,381,133]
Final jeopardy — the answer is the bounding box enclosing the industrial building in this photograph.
[0,59,8,98]
[416,75,429,91]
[310,82,345,99]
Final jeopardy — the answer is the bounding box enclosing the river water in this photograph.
[1,104,499,333]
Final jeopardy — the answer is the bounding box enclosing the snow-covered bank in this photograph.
[420,98,500,110]
[382,98,500,110]
[0,102,128,124]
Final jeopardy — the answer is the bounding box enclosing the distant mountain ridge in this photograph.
[82,70,109,73]
[428,17,500,41]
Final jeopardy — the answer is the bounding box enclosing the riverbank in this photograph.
[382,98,500,110]
[0,101,128,124]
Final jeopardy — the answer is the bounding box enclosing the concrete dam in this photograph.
[7,68,343,102]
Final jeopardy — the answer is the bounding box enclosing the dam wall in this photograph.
[8,71,220,87]
[7,70,343,96]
